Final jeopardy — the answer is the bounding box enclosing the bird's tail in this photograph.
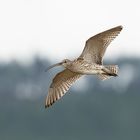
[104,65,119,75]
[98,65,119,80]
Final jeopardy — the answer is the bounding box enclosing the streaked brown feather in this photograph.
[45,69,82,108]
[79,26,123,64]
[45,25,123,108]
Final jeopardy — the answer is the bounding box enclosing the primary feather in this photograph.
[79,26,123,64]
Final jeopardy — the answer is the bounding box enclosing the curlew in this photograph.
[45,25,123,108]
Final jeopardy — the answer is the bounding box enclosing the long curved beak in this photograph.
[45,62,63,72]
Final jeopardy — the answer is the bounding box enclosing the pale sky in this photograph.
[0,0,140,64]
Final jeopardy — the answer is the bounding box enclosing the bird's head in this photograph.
[45,59,71,72]
[61,59,71,67]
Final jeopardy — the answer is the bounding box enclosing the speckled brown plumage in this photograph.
[45,25,123,108]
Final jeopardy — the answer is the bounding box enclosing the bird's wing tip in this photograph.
[118,25,123,30]
[45,104,52,109]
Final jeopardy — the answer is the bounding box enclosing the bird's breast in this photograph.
[67,61,103,75]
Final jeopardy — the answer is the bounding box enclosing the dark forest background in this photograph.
[0,57,140,140]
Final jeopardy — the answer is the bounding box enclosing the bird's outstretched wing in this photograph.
[79,26,123,64]
[45,69,82,108]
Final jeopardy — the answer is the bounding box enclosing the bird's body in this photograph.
[45,25,123,108]
[62,59,104,75]
[66,59,102,74]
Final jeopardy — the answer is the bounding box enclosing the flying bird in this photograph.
[45,25,123,108]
